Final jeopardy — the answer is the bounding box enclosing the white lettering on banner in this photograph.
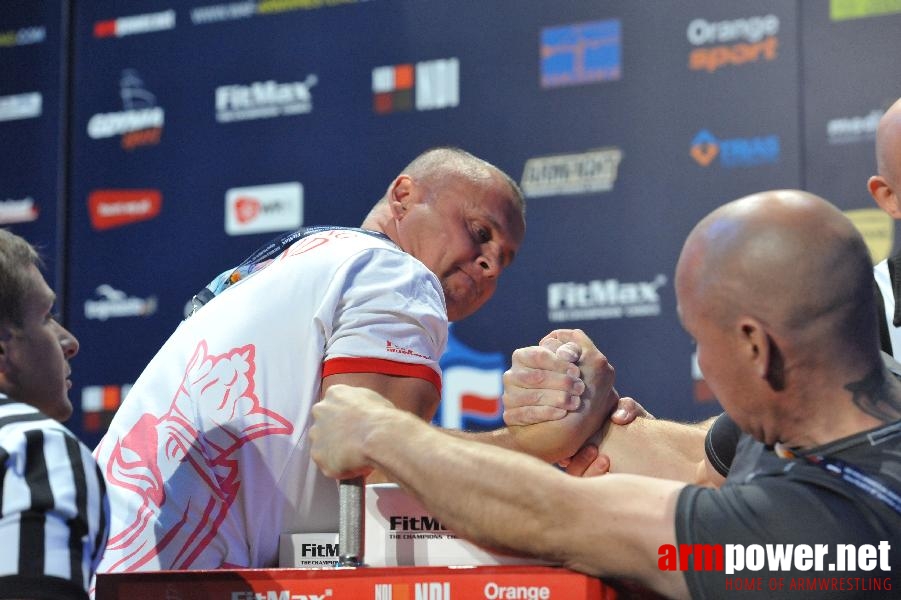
[0,92,42,122]
[115,10,176,37]
[192,2,256,24]
[521,148,622,197]
[96,199,153,216]
[0,197,39,224]
[484,582,551,600]
[548,276,667,322]
[84,285,158,321]
[686,15,780,45]
[827,109,883,144]
[87,107,164,138]
[215,77,317,122]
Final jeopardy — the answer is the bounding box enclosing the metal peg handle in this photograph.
[338,477,365,566]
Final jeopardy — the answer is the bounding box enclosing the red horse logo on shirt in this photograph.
[103,340,293,570]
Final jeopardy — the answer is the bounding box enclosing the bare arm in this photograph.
[501,329,724,485]
[321,372,440,420]
[568,416,722,486]
[321,372,439,483]
[310,384,692,599]
[321,369,595,464]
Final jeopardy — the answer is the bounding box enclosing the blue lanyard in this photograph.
[188,226,394,316]
[805,454,901,516]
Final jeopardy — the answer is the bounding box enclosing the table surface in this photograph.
[95,564,622,599]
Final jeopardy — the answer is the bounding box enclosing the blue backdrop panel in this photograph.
[453,0,802,423]
[800,2,901,256]
[0,0,67,293]
[0,0,897,444]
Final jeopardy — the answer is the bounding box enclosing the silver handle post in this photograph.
[338,477,365,566]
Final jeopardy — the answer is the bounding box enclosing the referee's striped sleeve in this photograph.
[0,403,109,599]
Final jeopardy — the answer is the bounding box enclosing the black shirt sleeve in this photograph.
[704,413,741,478]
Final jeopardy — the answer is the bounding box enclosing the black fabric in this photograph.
[876,279,894,355]
[20,430,51,577]
[704,413,741,478]
[704,357,901,478]
[0,399,106,598]
[0,574,88,600]
[889,251,901,327]
[677,420,901,599]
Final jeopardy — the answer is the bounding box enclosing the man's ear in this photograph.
[740,318,785,391]
[868,175,901,219]
[740,318,767,374]
[388,175,414,220]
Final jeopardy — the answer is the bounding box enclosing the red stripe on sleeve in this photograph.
[323,357,441,392]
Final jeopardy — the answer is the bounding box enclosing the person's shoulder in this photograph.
[277,228,406,268]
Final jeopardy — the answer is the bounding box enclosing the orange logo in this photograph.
[690,130,719,166]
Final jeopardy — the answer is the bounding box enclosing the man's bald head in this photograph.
[869,98,901,218]
[676,190,877,358]
[876,98,901,186]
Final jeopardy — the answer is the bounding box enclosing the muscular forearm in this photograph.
[370,415,569,557]
[595,417,710,483]
[363,410,690,598]
[447,389,617,462]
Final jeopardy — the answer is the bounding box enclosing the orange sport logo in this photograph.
[687,14,780,73]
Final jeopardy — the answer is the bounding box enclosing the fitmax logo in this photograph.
[691,129,780,168]
[389,516,449,532]
[548,276,666,322]
[300,543,337,558]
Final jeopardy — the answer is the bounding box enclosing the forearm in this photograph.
[364,412,689,597]
[445,388,618,461]
[367,412,566,556]
[596,416,710,483]
[444,426,522,451]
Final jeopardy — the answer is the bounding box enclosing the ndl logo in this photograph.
[374,582,451,599]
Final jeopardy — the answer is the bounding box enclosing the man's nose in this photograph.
[477,248,501,278]
[59,326,80,359]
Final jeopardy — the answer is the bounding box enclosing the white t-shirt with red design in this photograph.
[93,229,447,572]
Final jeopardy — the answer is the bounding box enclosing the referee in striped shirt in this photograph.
[0,229,108,600]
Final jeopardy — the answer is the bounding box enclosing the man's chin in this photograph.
[52,398,75,423]
[447,299,486,322]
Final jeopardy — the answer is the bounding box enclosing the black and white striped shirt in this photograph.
[0,395,109,600]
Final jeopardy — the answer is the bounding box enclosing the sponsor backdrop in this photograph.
[1,0,901,446]
[0,1,67,294]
